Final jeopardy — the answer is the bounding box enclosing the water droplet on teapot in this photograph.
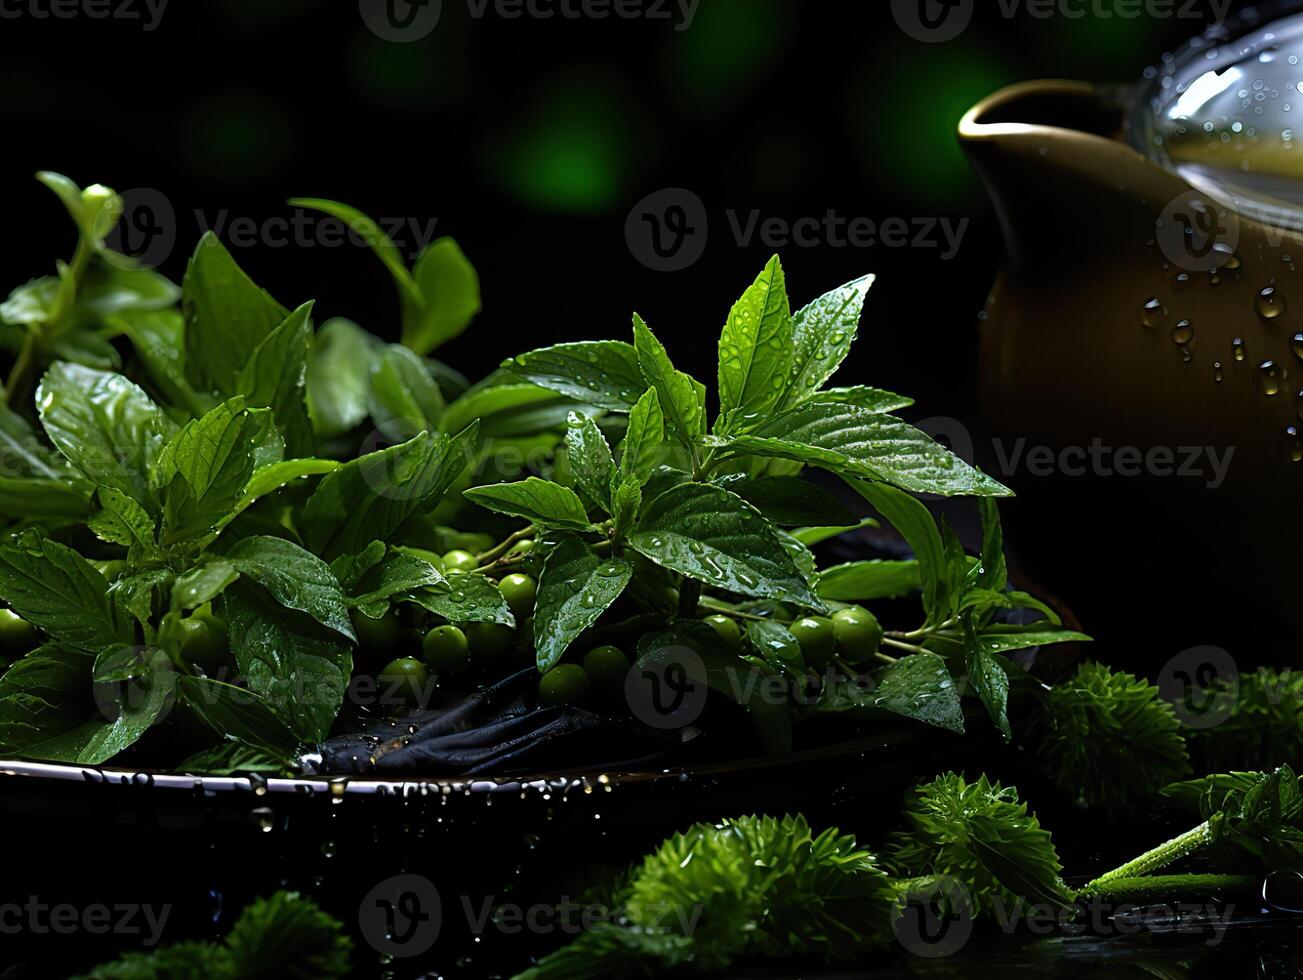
[1171,320,1195,345]
[1142,297,1167,328]
[1260,360,1284,395]
[1257,286,1287,321]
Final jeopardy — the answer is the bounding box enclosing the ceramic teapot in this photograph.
[960,6,1303,652]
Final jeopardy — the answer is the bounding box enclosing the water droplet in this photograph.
[1257,286,1287,320]
[1142,297,1167,328]
[1233,338,1247,362]
[1289,426,1303,463]
[1214,361,1224,383]
[321,840,337,858]
[1260,360,1284,395]
[1292,333,1303,362]
[1171,320,1195,345]
[251,807,275,833]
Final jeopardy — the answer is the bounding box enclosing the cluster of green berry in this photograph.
[701,606,885,668]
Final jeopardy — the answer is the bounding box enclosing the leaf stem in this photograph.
[1084,822,1215,890]
[476,526,534,566]
[881,637,926,656]
[1081,874,1256,905]
[3,331,40,407]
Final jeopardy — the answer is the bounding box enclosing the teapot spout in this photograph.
[960,80,1187,272]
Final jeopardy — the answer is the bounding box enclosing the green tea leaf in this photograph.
[464,477,593,530]
[633,314,705,452]
[225,535,354,640]
[976,625,1092,656]
[610,477,643,534]
[406,572,514,626]
[627,483,822,609]
[565,412,616,513]
[37,362,174,508]
[778,274,873,410]
[88,486,157,559]
[716,255,791,429]
[300,424,479,561]
[705,398,1010,498]
[505,341,644,413]
[618,388,664,485]
[816,653,964,733]
[729,476,857,527]
[222,581,352,741]
[171,561,241,611]
[977,498,1008,592]
[817,560,921,602]
[335,546,444,619]
[853,482,949,623]
[235,301,314,456]
[306,318,378,438]
[177,672,302,755]
[533,537,632,671]
[367,343,445,440]
[816,386,913,414]
[183,232,290,394]
[115,309,215,418]
[964,618,1011,741]
[0,530,133,651]
[439,381,564,437]
[153,398,262,545]
[404,237,481,355]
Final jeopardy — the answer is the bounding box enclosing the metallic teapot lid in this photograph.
[1132,2,1303,227]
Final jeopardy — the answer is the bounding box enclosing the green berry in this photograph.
[539,664,591,706]
[422,625,470,672]
[442,549,479,574]
[789,616,836,668]
[0,608,39,661]
[402,548,446,574]
[831,606,884,662]
[702,614,742,650]
[508,539,535,557]
[352,609,404,655]
[582,645,630,698]
[450,531,495,555]
[498,574,537,621]
[466,621,516,660]
[379,657,429,704]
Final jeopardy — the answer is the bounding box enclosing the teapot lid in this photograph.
[1132,1,1303,229]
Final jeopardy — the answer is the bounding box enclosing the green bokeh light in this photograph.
[862,45,1017,207]
[487,79,632,213]
[666,0,790,114]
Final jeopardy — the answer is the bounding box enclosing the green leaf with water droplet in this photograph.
[716,255,792,431]
[37,361,175,510]
[306,317,379,439]
[182,232,290,395]
[300,423,480,561]
[633,314,706,452]
[816,385,912,414]
[618,388,664,486]
[817,560,920,602]
[405,236,481,356]
[814,652,964,734]
[627,483,823,610]
[728,475,858,527]
[853,482,949,625]
[610,476,643,536]
[406,571,515,627]
[88,486,158,562]
[367,342,446,441]
[225,535,355,641]
[703,397,1011,498]
[534,537,632,672]
[333,544,445,620]
[171,560,241,611]
[504,340,644,412]
[565,412,616,514]
[464,476,593,531]
[777,273,874,411]
[963,616,1011,742]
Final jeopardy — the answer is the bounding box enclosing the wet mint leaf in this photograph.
[306,318,378,438]
[728,475,857,527]
[172,561,241,611]
[335,546,444,620]
[853,482,949,624]
[627,483,822,610]
[37,362,174,509]
[816,652,964,734]
[235,301,315,456]
[777,273,874,411]
[818,559,921,602]
[704,398,1010,498]
[0,530,134,651]
[405,237,481,356]
[224,535,354,640]
[565,412,616,513]
[964,617,1011,742]
[465,477,593,531]
[633,314,706,452]
[183,232,289,394]
[367,343,445,441]
[505,340,644,413]
[816,386,913,414]
[534,536,632,671]
[88,486,158,561]
[406,572,514,627]
[300,424,479,561]
[716,255,791,431]
[618,388,664,486]
[177,673,302,755]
